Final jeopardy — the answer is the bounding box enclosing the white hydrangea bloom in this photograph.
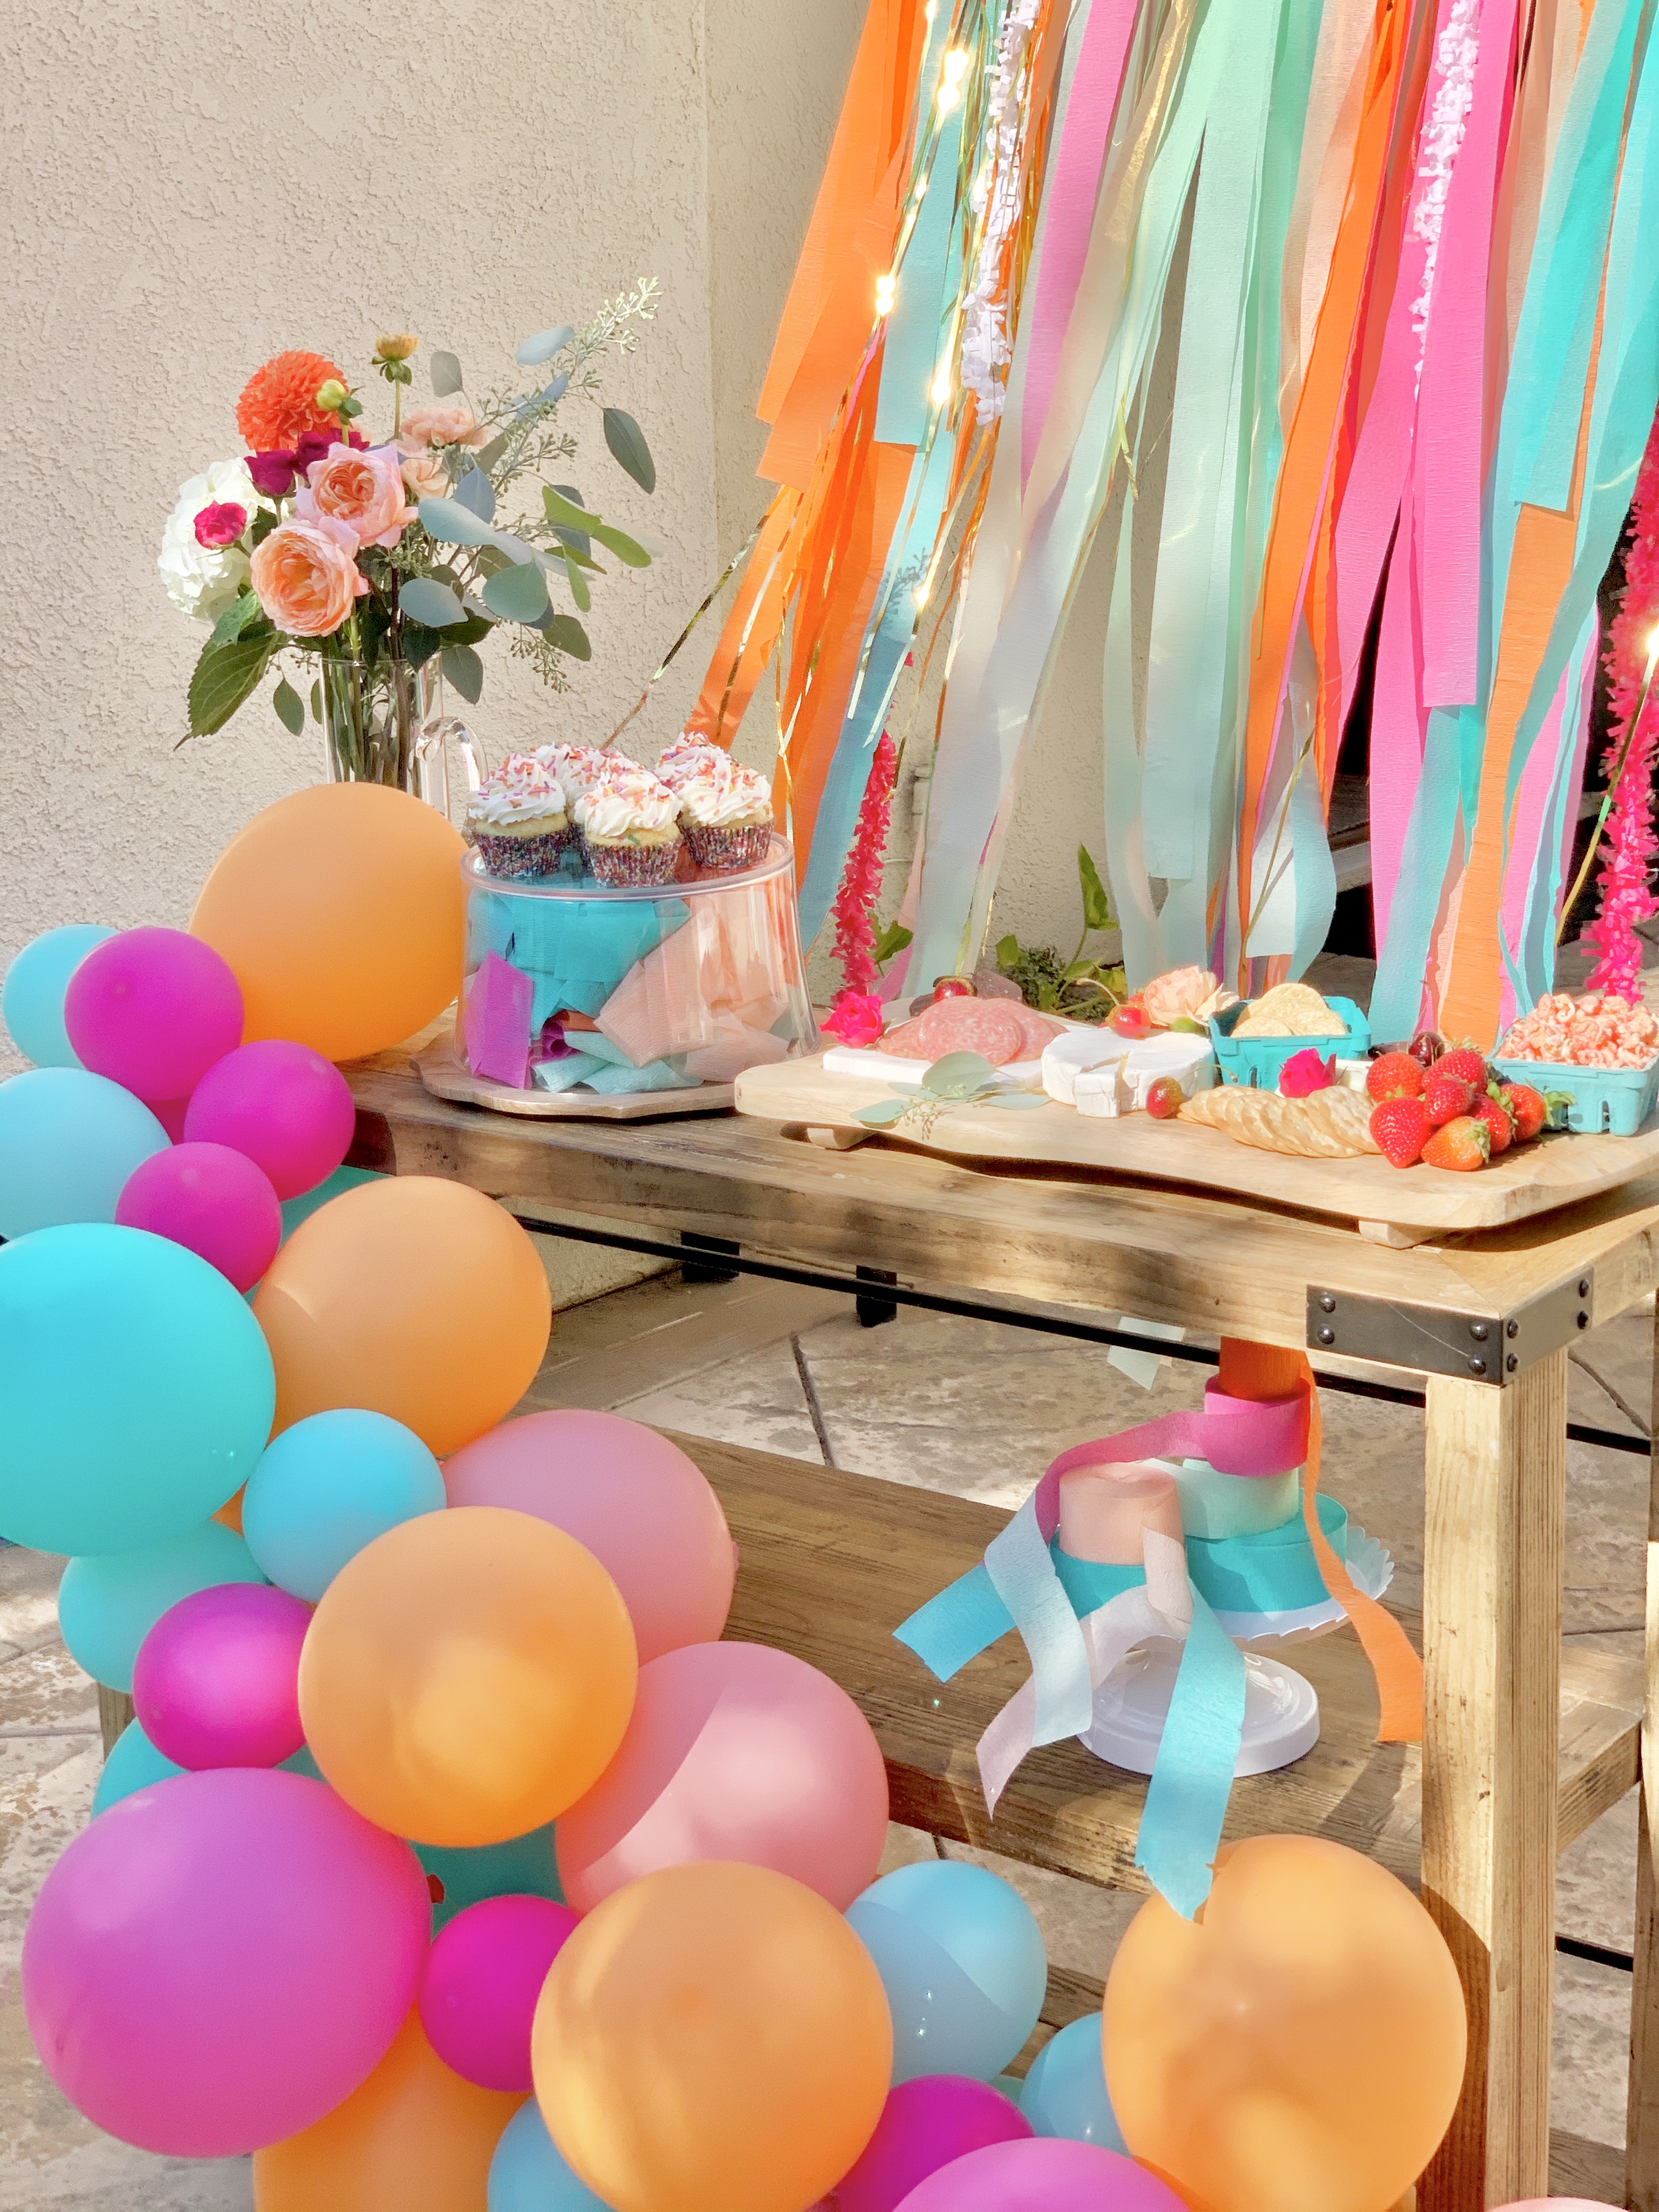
[159,458,259,622]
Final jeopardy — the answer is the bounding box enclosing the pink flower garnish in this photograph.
[825,991,884,1047]
[1279,1048,1338,1097]
[194,502,248,549]
[295,443,417,552]
[830,732,898,1000]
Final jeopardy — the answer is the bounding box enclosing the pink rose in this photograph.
[193,501,248,549]
[1141,965,1237,1028]
[825,991,884,1047]
[294,443,417,551]
[1278,1049,1338,1098]
[398,402,488,452]
[399,446,448,501]
[250,521,369,637]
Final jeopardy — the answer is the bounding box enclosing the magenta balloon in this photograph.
[442,1409,735,1662]
[838,2078,1033,2212]
[116,1143,283,1293]
[418,1893,579,2092]
[183,1040,356,1200]
[63,928,243,1103]
[894,2139,1188,2212]
[133,1582,311,1769]
[556,1639,888,1913]
[21,1767,428,2155]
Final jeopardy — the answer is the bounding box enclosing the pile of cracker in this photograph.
[1179,1085,1379,1158]
[1229,982,1342,1037]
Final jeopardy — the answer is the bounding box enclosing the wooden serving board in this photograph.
[735,1053,1659,1242]
[415,1030,734,1121]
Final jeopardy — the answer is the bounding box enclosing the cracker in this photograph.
[1231,982,1340,1038]
[1178,1084,1379,1157]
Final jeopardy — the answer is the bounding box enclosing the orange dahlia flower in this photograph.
[235,351,347,452]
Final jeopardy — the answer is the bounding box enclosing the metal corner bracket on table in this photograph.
[1308,1271,1595,1382]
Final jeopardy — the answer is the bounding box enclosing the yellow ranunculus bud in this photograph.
[315,379,349,411]
[376,332,419,363]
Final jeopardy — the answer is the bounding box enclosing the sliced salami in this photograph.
[913,999,1025,1066]
[874,1017,934,1056]
[1012,1008,1065,1058]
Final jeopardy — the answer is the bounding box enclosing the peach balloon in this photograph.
[191,782,465,1061]
[298,1506,637,1848]
[253,1177,551,1457]
[556,1640,888,1912]
[1104,1835,1466,2212]
[252,2008,521,2210]
[533,1860,891,2212]
[444,1410,735,1662]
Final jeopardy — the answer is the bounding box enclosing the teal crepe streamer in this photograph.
[470,893,689,1030]
[1370,706,1468,1042]
[1513,607,1598,1012]
[983,1496,1096,1745]
[1133,1584,1246,1918]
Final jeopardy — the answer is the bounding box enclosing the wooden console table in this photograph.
[345,1050,1658,2211]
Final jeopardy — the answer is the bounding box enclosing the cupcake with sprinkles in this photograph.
[656,732,724,791]
[465,752,573,880]
[575,764,684,887]
[677,753,774,872]
[539,741,617,803]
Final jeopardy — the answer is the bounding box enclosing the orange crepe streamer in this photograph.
[1235,0,1416,980]
[684,490,802,747]
[1219,1339,1424,1745]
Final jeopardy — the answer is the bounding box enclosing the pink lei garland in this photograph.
[1584,411,1659,999]
[830,732,898,999]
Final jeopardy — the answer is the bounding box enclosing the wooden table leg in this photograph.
[1627,1297,1659,2211]
[1419,1352,1565,2212]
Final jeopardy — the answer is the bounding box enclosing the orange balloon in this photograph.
[252,2008,521,2210]
[253,1176,551,1455]
[191,782,465,1061]
[213,1486,245,1533]
[299,1505,637,1847]
[533,1860,891,2212]
[1104,1835,1466,2212]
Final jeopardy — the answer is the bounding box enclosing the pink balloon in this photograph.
[150,1097,190,1142]
[838,2078,1033,2212]
[184,1040,356,1199]
[64,928,243,1104]
[556,1639,888,1913]
[895,2140,1188,2212]
[21,1768,428,2155]
[418,1893,579,2091]
[443,1409,735,1662]
[116,1142,282,1292]
[133,1583,311,1769]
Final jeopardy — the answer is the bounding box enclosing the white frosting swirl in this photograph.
[677,756,772,828]
[467,753,567,829]
[656,737,723,791]
[577,769,680,840]
[538,743,619,799]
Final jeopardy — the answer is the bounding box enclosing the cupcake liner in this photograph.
[470,825,578,881]
[682,821,773,874]
[585,834,685,889]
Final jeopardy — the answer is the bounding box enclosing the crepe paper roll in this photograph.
[1057,1463,1183,1566]
[1173,1459,1301,1542]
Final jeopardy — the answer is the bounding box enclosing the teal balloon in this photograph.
[279,1165,383,1243]
[2,924,116,1068]
[1019,2015,1127,2151]
[242,1409,444,1602]
[416,1825,563,1933]
[93,1722,319,1815]
[847,1861,1048,2085]
[488,2100,612,2211]
[0,1224,276,1555]
[59,1522,268,1691]
[0,1068,170,1238]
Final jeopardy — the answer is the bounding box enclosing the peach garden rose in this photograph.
[398,446,448,501]
[249,520,369,637]
[397,401,488,451]
[295,444,417,551]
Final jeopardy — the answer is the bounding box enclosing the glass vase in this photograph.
[321,657,481,821]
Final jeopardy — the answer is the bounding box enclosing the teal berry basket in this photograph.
[1489,1054,1659,1136]
[1210,996,1372,1090]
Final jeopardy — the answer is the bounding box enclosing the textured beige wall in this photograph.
[2,0,1099,1036]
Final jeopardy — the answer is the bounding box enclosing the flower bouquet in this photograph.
[162,283,659,799]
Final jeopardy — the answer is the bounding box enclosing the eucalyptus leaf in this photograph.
[481,562,551,624]
[591,519,650,568]
[454,468,496,522]
[419,494,495,547]
[853,1097,912,1127]
[543,486,653,570]
[603,407,656,493]
[188,634,273,737]
[542,614,591,661]
[309,680,323,724]
[272,676,304,736]
[551,483,585,510]
[550,531,601,567]
[431,350,464,397]
[983,1089,1047,1109]
[1077,844,1114,933]
[475,431,510,474]
[922,1052,996,1097]
[514,324,575,367]
[398,577,467,628]
[440,641,484,704]
[536,372,569,409]
[561,549,591,612]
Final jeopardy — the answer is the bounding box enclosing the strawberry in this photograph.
[1369,1095,1430,1167]
[1472,1091,1514,1155]
[1498,1081,1547,1142]
[1366,1051,1425,1103]
[1421,1114,1491,1171]
[1435,1046,1488,1089]
[1423,1073,1474,1126]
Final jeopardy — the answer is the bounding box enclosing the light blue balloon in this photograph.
[0,1068,170,1238]
[242,1408,445,1602]
[489,2100,612,2211]
[0,1224,276,1555]
[2,924,116,1068]
[1019,2014,1127,2151]
[415,1824,563,1933]
[847,1860,1048,2085]
[59,1521,268,1691]
[92,1718,186,1814]
[279,1165,383,1243]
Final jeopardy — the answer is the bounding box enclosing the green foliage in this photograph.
[515,325,575,367]
[873,919,913,967]
[541,614,591,661]
[188,633,274,737]
[995,843,1122,1019]
[1077,844,1114,933]
[210,590,262,646]
[431,351,464,396]
[272,676,305,735]
[398,578,467,628]
[441,642,485,704]
[482,563,551,623]
[603,407,655,493]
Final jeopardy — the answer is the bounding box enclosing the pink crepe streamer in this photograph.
[462,951,533,1088]
[1018,0,1138,488]
[1584,410,1659,998]
[1497,657,1571,1031]
[830,730,898,998]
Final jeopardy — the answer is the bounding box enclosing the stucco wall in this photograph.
[3,0,1101,1041]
